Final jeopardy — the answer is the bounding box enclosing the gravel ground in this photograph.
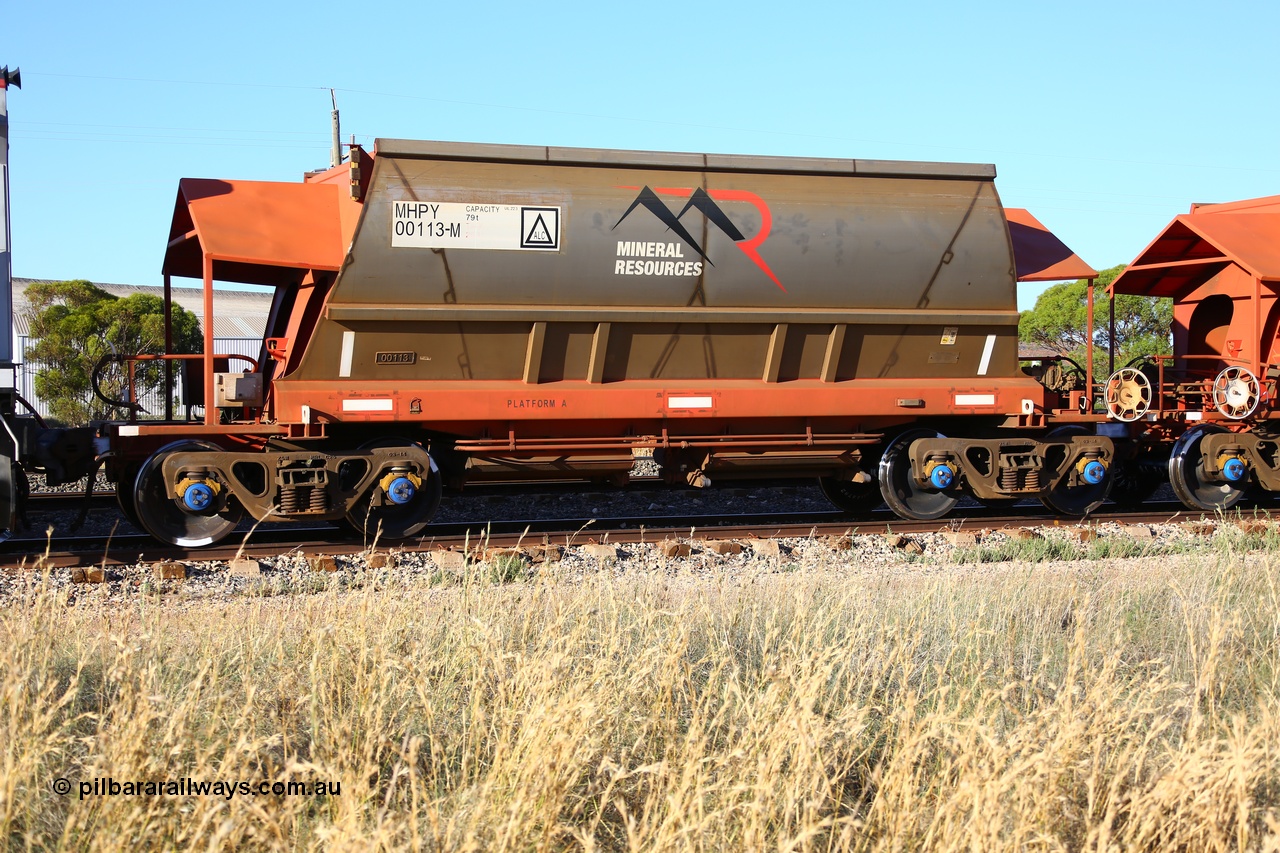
[0,509,1251,609]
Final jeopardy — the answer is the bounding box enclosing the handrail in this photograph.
[127,352,260,371]
[91,352,260,418]
[1122,353,1276,416]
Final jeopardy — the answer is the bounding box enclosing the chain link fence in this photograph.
[12,336,264,422]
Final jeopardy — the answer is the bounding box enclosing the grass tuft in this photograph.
[2,552,1279,849]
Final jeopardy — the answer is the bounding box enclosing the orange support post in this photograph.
[1086,278,1095,412]
[1255,276,1263,378]
[203,254,216,426]
[163,273,173,421]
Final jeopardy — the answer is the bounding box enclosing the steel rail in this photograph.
[0,501,1248,569]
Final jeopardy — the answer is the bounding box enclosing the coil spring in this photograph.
[1000,467,1019,491]
[280,486,301,514]
[309,485,327,512]
[1025,469,1041,491]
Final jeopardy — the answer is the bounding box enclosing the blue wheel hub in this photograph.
[1081,460,1107,485]
[1223,457,1247,482]
[386,476,417,505]
[929,466,954,490]
[182,482,214,512]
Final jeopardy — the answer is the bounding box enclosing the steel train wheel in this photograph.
[818,476,883,514]
[134,440,243,548]
[1040,425,1112,516]
[345,438,442,541]
[1168,424,1247,512]
[878,429,958,521]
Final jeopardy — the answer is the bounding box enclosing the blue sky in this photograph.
[5,0,1277,311]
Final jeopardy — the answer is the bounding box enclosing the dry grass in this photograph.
[3,550,1280,851]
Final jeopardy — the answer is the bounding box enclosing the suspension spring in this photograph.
[280,486,301,514]
[309,485,328,512]
[1000,467,1019,491]
[1025,469,1040,491]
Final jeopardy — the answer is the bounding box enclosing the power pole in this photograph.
[330,89,341,169]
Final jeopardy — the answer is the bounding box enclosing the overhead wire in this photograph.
[26,70,1280,176]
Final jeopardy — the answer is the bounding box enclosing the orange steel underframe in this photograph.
[270,377,1049,428]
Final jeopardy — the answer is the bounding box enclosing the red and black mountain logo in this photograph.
[613,186,784,291]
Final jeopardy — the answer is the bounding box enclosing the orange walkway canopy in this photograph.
[161,176,354,286]
[1005,208,1097,282]
[1111,195,1280,297]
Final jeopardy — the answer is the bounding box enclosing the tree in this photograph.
[24,280,202,426]
[1019,264,1173,380]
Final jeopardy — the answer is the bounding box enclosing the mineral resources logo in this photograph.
[612,186,785,291]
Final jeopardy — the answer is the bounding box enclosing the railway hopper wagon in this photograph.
[1104,195,1280,512]
[5,139,1115,546]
